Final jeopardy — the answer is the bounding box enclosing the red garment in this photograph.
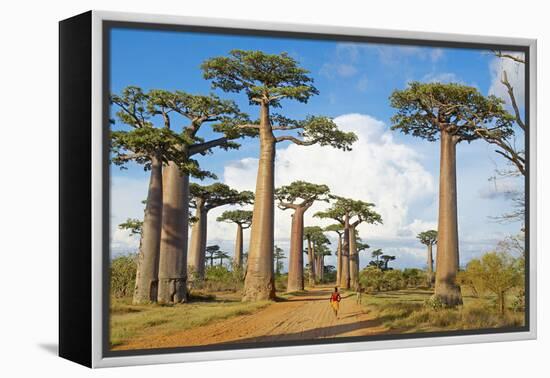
[330,292,341,302]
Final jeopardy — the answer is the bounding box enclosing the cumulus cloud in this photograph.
[421,72,461,84]
[488,52,525,108]
[223,113,436,249]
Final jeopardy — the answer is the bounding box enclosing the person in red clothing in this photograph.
[329,287,342,318]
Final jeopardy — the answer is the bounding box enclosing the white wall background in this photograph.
[0,0,546,376]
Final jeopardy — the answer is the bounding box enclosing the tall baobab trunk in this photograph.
[133,156,162,304]
[243,102,276,301]
[336,234,342,286]
[307,237,316,286]
[157,162,189,303]
[426,244,434,287]
[434,131,463,306]
[349,225,359,290]
[234,223,244,270]
[319,255,324,281]
[340,214,351,289]
[287,208,305,292]
[188,200,207,281]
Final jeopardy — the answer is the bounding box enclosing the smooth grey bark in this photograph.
[133,156,162,304]
[234,223,244,270]
[336,234,342,286]
[188,200,207,281]
[349,225,359,290]
[434,131,463,306]
[157,162,189,303]
[340,213,351,289]
[287,208,305,292]
[243,102,276,301]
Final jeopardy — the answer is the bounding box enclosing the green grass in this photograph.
[361,289,525,333]
[110,295,271,348]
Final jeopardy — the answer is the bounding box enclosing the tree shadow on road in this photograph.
[219,318,386,344]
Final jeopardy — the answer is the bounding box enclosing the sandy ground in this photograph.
[116,287,387,350]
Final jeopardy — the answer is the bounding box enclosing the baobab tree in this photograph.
[214,249,230,266]
[273,245,286,276]
[390,82,514,306]
[325,224,343,286]
[202,50,357,301]
[275,181,330,292]
[303,226,326,286]
[216,210,253,270]
[148,90,250,304]
[370,248,383,268]
[205,245,220,267]
[118,218,143,236]
[188,183,254,281]
[315,197,382,289]
[314,243,331,282]
[381,255,396,271]
[417,230,438,287]
[111,87,189,304]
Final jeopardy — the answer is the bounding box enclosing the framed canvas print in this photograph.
[59,10,537,368]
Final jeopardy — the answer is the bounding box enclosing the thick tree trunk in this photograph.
[426,244,434,287]
[188,202,207,281]
[133,156,163,304]
[287,208,305,292]
[349,225,359,290]
[243,102,276,301]
[434,131,463,306]
[320,256,324,281]
[157,162,189,304]
[340,215,351,289]
[336,234,342,286]
[307,238,316,286]
[234,223,244,270]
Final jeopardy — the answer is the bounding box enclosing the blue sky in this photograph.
[109,27,525,270]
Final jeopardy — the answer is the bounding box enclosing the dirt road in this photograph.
[118,287,387,350]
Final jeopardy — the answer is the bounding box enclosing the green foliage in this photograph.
[324,223,343,235]
[190,182,254,211]
[390,82,515,143]
[380,255,396,271]
[462,251,524,313]
[275,180,330,210]
[314,196,383,227]
[402,268,426,288]
[110,254,137,298]
[118,218,143,236]
[424,295,445,311]
[202,50,319,106]
[417,230,437,246]
[200,265,244,292]
[299,116,358,151]
[216,209,253,228]
[205,245,221,267]
[360,266,385,292]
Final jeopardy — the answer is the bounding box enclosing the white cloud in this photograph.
[223,113,436,247]
[320,62,358,78]
[488,52,525,108]
[422,72,461,84]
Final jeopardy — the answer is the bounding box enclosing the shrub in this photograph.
[360,266,384,292]
[384,270,405,291]
[110,254,137,298]
[191,265,244,292]
[424,295,444,311]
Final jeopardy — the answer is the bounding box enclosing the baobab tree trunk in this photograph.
[287,208,305,292]
[234,223,244,270]
[340,215,351,289]
[426,244,434,287]
[307,237,316,286]
[434,131,463,306]
[133,156,163,304]
[157,162,189,303]
[349,225,359,290]
[319,256,324,281]
[243,102,276,301]
[188,201,207,281]
[336,234,342,286]
[315,255,323,282]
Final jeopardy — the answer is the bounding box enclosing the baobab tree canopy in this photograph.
[390,82,515,143]
[202,50,319,106]
[315,197,383,226]
[417,230,438,246]
[118,218,143,236]
[216,210,253,227]
[275,181,330,210]
[190,183,254,210]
